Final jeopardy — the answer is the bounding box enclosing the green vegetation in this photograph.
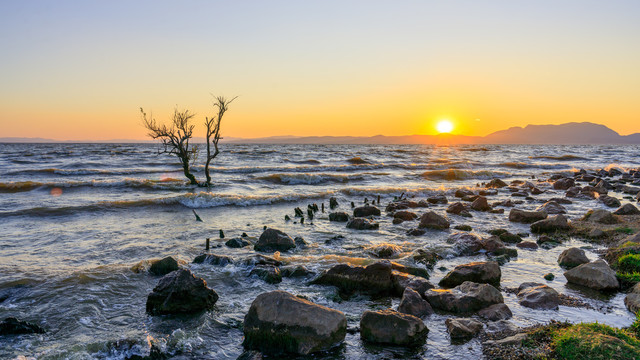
[615,227,635,235]
[617,272,640,289]
[617,254,640,274]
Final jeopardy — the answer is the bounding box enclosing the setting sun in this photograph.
[436,120,454,134]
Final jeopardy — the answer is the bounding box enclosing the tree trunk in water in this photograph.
[204,158,212,186]
[182,161,198,185]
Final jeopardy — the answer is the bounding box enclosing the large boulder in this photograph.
[470,196,491,211]
[586,209,618,224]
[398,288,433,317]
[360,309,428,346]
[243,291,347,355]
[447,202,472,217]
[516,283,560,310]
[599,195,622,208]
[536,201,566,214]
[478,304,512,321]
[310,261,396,296]
[438,262,501,288]
[254,228,296,252]
[624,283,640,313]
[393,211,418,221]
[146,269,218,315]
[149,256,180,276]
[531,214,571,233]
[0,317,45,335]
[447,232,484,256]
[509,209,547,223]
[346,218,379,230]
[445,318,483,339]
[564,259,619,291]
[553,178,575,190]
[418,211,450,230]
[353,205,381,217]
[557,248,589,269]
[328,212,350,222]
[614,204,640,215]
[424,281,503,313]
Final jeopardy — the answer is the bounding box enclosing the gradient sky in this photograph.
[1,1,639,140]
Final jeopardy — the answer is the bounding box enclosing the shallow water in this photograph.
[1,143,639,359]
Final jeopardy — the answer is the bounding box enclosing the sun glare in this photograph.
[436,120,454,134]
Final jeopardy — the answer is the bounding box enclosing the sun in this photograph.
[436,120,454,134]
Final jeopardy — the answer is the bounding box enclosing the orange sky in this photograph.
[1,1,639,140]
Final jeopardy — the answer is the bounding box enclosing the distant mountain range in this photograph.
[2,122,639,145]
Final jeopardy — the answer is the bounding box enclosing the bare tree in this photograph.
[203,96,237,186]
[141,107,199,185]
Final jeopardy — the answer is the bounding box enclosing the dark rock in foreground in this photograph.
[146,269,218,315]
[360,309,428,346]
[557,248,589,269]
[0,317,45,335]
[193,253,234,266]
[615,203,640,215]
[310,261,397,296]
[398,288,433,317]
[254,228,296,252]
[438,261,501,288]
[530,214,571,233]
[445,318,483,339]
[149,256,180,276]
[478,303,512,321]
[243,291,346,355]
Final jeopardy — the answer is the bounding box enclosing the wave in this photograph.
[6,168,181,176]
[0,178,188,193]
[421,169,510,181]
[283,158,322,165]
[529,155,586,161]
[347,157,369,164]
[256,173,366,185]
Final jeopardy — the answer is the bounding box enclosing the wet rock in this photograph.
[454,225,473,231]
[367,243,402,258]
[586,209,619,224]
[508,209,547,223]
[516,241,538,250]
[481,236,506,253]
[146,269,218,315]
[243,290,347,355]
[493,199,516,207]
[589,228,606,238]
[148,256,180,276]
[427,195,448,204]
[599,195,622,208]
[557,248,589,269]
[328,212,350,222]
[530,214,571,233]
[346,218,379,230]
[445,318,483,339]
[486,178,508,188]
[353,205,381,217]
[424,281,504,313]
[536,201,566,214]
[226,237,252,248]
[360,309,428,346]
[517,283,559,310]
[281,265,313,278]
[624,283,640,313]
[407,228,426,236]
[483,333,528,346]
[498,231,523,244]
[471,196,491,211]
[544,273,555,281]
[237,351,263,360]
[254,228,296,252]
[394,211,418,221]
[250,265,282,284]
[478,303,512,321]
[455,189,475,198]
[614,203,640,215]
[447,232,484,256]
[398,288,433,317]
[412,249,442,268]
[394,275,435,297]
[311,261,397,296]
[193,253,234,266]
[564,259,619,291]
[418,211,450,230]
[0,317,45,335]
[439,261,501,288]
[447,202,472,217]
[553,178,575,190]
[241,254,282,267]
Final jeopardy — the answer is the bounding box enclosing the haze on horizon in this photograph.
[1,1,639,141]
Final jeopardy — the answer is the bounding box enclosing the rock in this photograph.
[250,265,282,284]
[146,269,218,315]
[394,275,435,297]
[394,211,418,221]
[353,205,381,217]
[193,253,234,266]
[226,237,251,248]
[498,232,523,244]
[517,283,560,310]
[439,261,501,288]
[398,288,433,317]
[407,228,426,236]
[328,212,350,222]
[445,318,483,339]
[481,236,506,253]
[454,225,473,231]
[455,189,475,198]
[254,228,296,252]
[478,304,512,321]
[531,214,571,233]
[360,309,428,346]
[614,203,640,215]
[311,261,397,296]
[149,256,180,275]
[483,333,528,346]
[418,211,450,229]
[241,255,282,267]
[412,249,442,268]
[447,232,484,256]
[346,218,379,230]
[599,195,622,208]
[585,209,619,224]
[237,351,263,360]
[427,195,448,204]
[624,283,640,313]
[447,202,472,217]
[558,248,589,268]
[589,228,606,238]
[424,281,504,313]
[470,196,491,212]
[0,317,45,335]
[516,241,538,250]
[553,178,575,190]
[509,209,547,223]
[536,201,566,214]
[564,259,619,291]
[544,273,555,281]
[486,178,508,188]
[281,265,313,278]
[294,237,307,247]
[367,243,402,258]
[243,291,347,355]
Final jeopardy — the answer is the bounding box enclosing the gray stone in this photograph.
[517,283,559,310]
[586,209,619,224]
[424,281,504,313]
[439,261,501,288]
[445,318,483,339]
[564,259,619,291]
[398,288,433,317]
[478,303,512,321]
[536,201,566,214]
[254,228,296,252]
[558,248,589,268]
[531,214,571,233]
[614,204,640,215]
[418,211,450,229]
[360,309,428,346]
[509,209,547,223]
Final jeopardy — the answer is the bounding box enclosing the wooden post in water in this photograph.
[219,229,225,239]
[205,238,210,251]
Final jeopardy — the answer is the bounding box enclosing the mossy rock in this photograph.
[552,323,640,360]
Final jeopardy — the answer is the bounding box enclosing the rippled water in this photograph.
[1,143,640,359]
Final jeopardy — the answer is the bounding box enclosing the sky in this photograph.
[0,1,639,140]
